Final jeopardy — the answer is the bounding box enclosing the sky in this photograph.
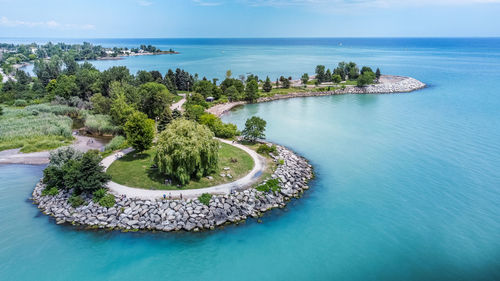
[0,0,499,38]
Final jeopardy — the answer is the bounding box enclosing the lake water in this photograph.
[1,38,500,280]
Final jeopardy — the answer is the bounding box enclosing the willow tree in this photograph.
[155,119,219,185]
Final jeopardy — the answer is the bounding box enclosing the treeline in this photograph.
[0,42,170,75]
[310,62,381,86]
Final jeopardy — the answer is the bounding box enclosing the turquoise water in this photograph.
[2,38,500,280]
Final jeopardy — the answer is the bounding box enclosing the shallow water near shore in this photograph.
[1,38,500,280]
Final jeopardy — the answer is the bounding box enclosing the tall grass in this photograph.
[25,104,80,117]
[0,107,74,152]
[84,114,121,135]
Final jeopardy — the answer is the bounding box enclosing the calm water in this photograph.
[1,38,500,280]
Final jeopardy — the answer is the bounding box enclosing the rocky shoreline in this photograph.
[207,75,426,117]
[31,144,313,232]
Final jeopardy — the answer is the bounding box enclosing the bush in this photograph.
[155,119,219,185]
[68,194,85,208]
[257,144,277,155]
[98,193,116,208]
[92,188,107,202]
[198,193,212,206]
[49,146,83,167]
[105,135,128,151]
[256,179,280,193]
[279,159,285,165]
[41,186,59,196]
[43,165,66,189]
[199,113,240,139]
[14,99,28,107]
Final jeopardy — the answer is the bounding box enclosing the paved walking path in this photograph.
[102,139,267,199]
[170,94,186,112]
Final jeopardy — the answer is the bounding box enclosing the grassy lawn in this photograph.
[106,141,255,190]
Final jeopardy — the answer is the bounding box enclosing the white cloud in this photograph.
[138,0,153,6]
[193,0,223,6]
[0,16,95,30]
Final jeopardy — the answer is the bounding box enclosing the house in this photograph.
[206,97,215,102]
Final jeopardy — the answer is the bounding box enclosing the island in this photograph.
[0,58,425,232]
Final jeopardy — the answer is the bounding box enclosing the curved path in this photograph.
[102,139,267,199]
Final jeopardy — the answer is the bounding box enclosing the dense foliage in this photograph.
[123,111,155,152]
[242,116,267,142]
[257,144,277,155]
[155,119,219,185]
[199,113,240,138]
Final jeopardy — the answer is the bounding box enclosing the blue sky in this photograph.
[0,0,499,38]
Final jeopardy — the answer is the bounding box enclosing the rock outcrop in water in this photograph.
[32,144,313,232]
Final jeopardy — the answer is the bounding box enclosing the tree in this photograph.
[357,71,376,87]
[332,74,342,83]
[325,69,332,82]
[100,66,132,96]
[124,111,155,151]
[262,76,272,92]
[46,74,78,99]
[172,108,182,119]
[90,93,111,114]
[242,116,266,142]
[375,68,381,81]
[0,106,3,116]
[224,85,240,101]
[157,107,173,132]
[139,82,171,119]
[155,119,219,185]
[194,80,216,98]
[110,93,135,126]
[184,104,205,121]
[361,66,373,75]
[136,70,154,85]
[301,73,309,85]
[62,150,111,194]
[199,113,240,138]
[245,79,259,102]
[226,70,232,79]
[315,65,326,83]
[279,76,290,89]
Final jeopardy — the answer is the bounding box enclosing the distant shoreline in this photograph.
[208,75,426,117]
[96,51,180,61]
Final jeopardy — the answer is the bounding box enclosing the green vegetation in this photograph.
[105,136,128,151]
[123,111,155,152]
[93,188,116,207]
[41,186,59,196]
[68,194,85,208]
[155,119,219,185]
[242,116,267,142]
[0,107,73,152]
[199,113,240,139]
[198,193,212,206]
[256,179,280,193]
[107,141,254,190]
[84,113,121,135]
[257,144,277,155]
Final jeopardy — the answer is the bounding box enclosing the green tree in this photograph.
[184,104,205,121]
[62,150,111,194]
[90,93,111,114]
[242,116,266,142]
[245,79,259,102]
[315,65,326,83]
[226,70,232,79]
[46,74,78,99]
[139,82,171,119]
[157,107,173,132]
[136,70,154,85]
[224,85,240,101]
[332,74,342,83]
[110,93,135,126]
[124,111,155,152]
[375,68,381,81]
[262,76,272,92]
[100,66,132,96]
[155,119,219,185]
[301,73,309,85]
[357,71,376,87]
[199,113,240,138]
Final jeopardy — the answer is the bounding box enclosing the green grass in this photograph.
[106,141,255,190]
[172,94,184,103]
[0,135,73,153]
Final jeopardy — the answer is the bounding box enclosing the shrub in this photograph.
[92,188,107,202]
[41,186,59,196]
[68,194,85,208]
[43,165,66,190]
[98,193,116,208]
[256,179,280,193]
[155,119,219,185]
[14,99,28,107]
[105,135,128,151]
[49,146,83,167]
[257,144,277,155]
[279,159,285,165]
[0,106,3,116]
[199,113,240,138]
[198,193,212,206]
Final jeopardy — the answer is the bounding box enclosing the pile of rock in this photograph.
[32,144,313,232]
